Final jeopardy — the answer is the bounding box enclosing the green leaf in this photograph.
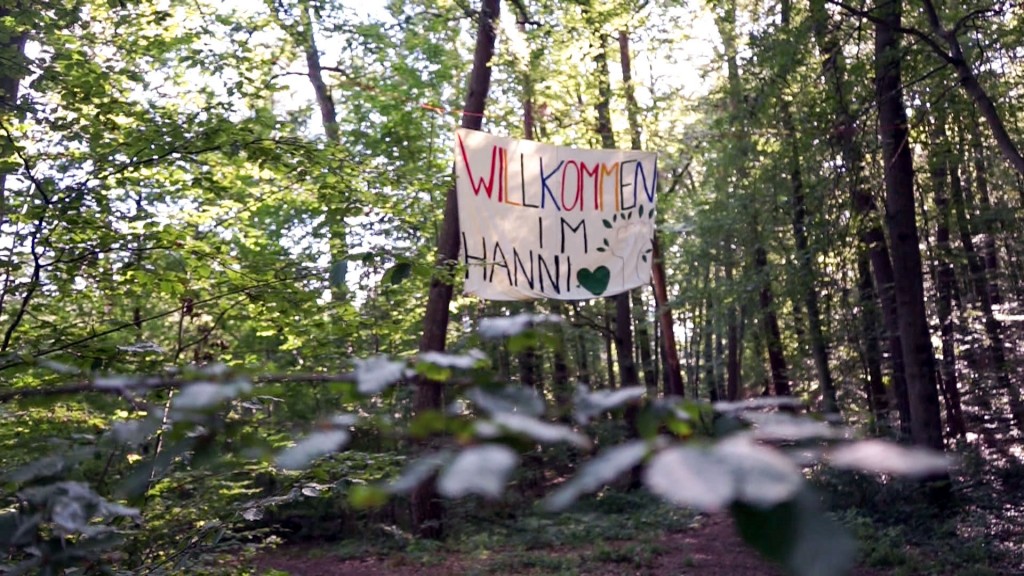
[603,219,613,228]
[732,489,856,576]
[385,451,452,494]
[544,440,648,511]
[477,412,590,448]
[466,385,545,417]
[644,446,735,511]
[349,485,389,509]
[437,444,519,499]
[573,385,646,424]
[275,429,350,470]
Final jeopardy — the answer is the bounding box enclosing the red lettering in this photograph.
[457,134,498,199]
[561,160,583,211]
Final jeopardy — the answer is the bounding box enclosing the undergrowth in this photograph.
[816,440,1022,576]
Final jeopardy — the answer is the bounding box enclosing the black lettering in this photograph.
[537,253,560,295]
[462,233,487,281]
[521,153,539,208]
[490,242,512,284]
[560,218,588,254]
[513,247,535,289]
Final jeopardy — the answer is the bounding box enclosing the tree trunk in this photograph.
[715,0,790,400]
[652,237,684,396]
[968,121,1002,305]
[412,0,500,539]
[284,4,351,301]
[948,123,1024,432]
[594,33,641,394]
[756,245,792,397]
[725,265,740,401]
[875,0,945,451]
[515,11,540,393]
[618,29,672,395]
[928,115,967,439]
[781,103,837,413]
[857,252,889,433]
[780,0,834,410]
[703,301,716,401]
[603,304,617,387]
[810,0,907,433]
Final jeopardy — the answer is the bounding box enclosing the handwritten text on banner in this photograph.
[455,128,658,301]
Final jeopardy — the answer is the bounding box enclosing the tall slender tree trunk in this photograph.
[875,0,944,451]
[968,123,1002,305]
[756,245,793,397]
[857,252,889,433]
[593,33,641,394]
[919,0,1024,177]
[604,304,617,387]
[514,10,540,393]
[715,1,791,399]
[928,115,967,439]
[810,0,905,432]
[780,0,835,411]
[947,124,1024,432]
[285,4,351,300]
[725,265,740,401]
[618,29,677,396]
[702,295,717,401]
[781,101,836,412]
[652,238,684,396]
[412,0,500,538]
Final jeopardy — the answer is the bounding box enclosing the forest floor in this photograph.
[252,513,887,576]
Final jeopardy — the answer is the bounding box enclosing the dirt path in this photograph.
[252,514,881,575]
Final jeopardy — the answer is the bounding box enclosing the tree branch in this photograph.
[917,0,1024,176]
[826,0,954,64]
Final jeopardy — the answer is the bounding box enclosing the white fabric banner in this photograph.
[455,128,658,301]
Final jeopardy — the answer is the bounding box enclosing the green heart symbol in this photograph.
[577,266,611,296]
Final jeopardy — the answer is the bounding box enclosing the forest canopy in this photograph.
[1,0,1023,574]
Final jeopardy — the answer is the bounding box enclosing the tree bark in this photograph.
[780,0,835,412]
[715,0,790,399]
[875,0,945,450]
[652,238,685,396]
[725,265,740,401]
[928,115,967,439]
[412,0,500,539]
[857,252,889,433]
[947,123,1024,432]
[703,298,717,401]
[781,102,836,412]
[594,33,641,394]
[618,29,671,395]
[756,245,792,397]
[811,0,906,432]
[968,121,1002,305]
